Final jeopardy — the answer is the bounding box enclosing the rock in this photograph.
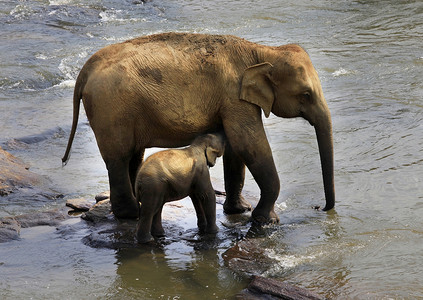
[0,146,62,202]
[222,238,277,276]
[238,276,323,300]
[81,199,113,223]
[66,198,95,211]
[0,146,46,196]
[95,191,110,202]
[0,217,21,242]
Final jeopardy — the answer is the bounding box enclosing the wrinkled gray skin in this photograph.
[136,133,225,243]
[62,32,335,224]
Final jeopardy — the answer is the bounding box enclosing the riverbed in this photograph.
[1,0,422,298]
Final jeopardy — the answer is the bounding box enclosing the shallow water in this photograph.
[1,0,422,298]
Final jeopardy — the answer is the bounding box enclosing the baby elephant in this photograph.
[136,133,225,243]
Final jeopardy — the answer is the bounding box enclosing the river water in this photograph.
[1,0,422,298]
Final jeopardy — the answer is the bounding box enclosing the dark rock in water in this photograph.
[94,191,110,202]
[0,208,69,243]
[79,198,139,249]
[0,217,21,242]
[66,198,95,211]
[238,276,323,300]
[82,220,138,249]
[222,238,277,276]
[81,199,113,223]
[15,208,69,228]
[12,127,65,145]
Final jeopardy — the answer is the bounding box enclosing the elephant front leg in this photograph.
[222,109,279,224]
[191,195,207,232]
[191,187,218,234]
[249,161,280,224]
[107,159,140,219]
[223,143,252,214]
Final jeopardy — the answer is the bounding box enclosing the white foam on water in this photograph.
[275,201,287,212]
[49,0,74,5]
[99,9,144,24]
[332,67,354,77]
[35,54,49,60]
[54,79,76,89]
[53,51,88,89]
[266,249,318,269]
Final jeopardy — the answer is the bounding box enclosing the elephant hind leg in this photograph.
[106,158,140,219]
[151,206,165,237]
[137,190,164,243]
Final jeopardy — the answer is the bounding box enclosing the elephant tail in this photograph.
[62,75,84,166]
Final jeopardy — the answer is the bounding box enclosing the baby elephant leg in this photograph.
[191,184,218,234]
[137,195,162,243]
[191,196,207,232]
[151,205,165,237]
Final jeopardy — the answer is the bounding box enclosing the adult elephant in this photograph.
[62,32,335,223]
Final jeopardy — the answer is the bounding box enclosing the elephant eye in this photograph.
[302,92,312,103]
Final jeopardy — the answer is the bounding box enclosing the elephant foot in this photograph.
[137,231,154,244]
[205,224,219,234]
[251,208,279,224]
[110,198,140,220]
[223,195,252,214]
[151,227,165,237]
[113,206,140,219]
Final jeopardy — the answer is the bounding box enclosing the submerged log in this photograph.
[222,238,276,276]
[238,276,323,300]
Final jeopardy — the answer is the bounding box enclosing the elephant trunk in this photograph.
[314,114,335,211]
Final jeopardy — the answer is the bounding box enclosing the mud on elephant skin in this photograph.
[135,133,225,243]
[62,32,335,224]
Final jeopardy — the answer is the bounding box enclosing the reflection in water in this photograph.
[111,239,247,299]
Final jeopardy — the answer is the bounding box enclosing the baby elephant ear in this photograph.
[240,62,274,118]
[205,147,220,167]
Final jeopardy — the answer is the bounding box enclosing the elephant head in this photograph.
[192,133,226,168]
[240,45,335,211]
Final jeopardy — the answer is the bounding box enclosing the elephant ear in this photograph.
[240,62,275,118]
[205,147,220,167]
